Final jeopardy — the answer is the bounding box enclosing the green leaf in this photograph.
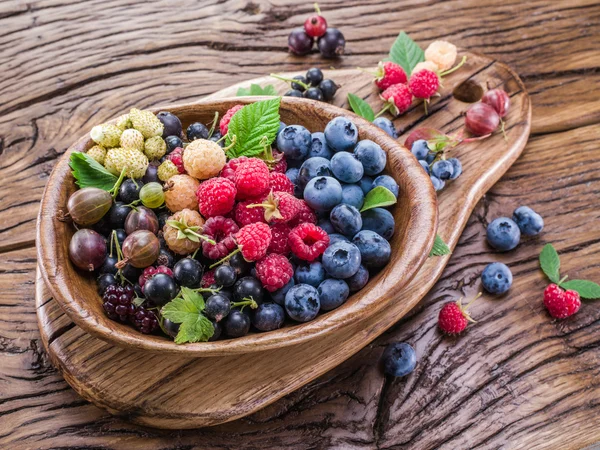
[561,280,600,299]
[175,313,214,344]
[360,186,397,212]
[226,97,281,158]
[429,234,451,257]
[180,286,205,310]
[388,31,425,75]
[539,243,560,284]
[347,93,375,122]
[161,288,214,344]
[237,83,278,96]
[69,152,118,191]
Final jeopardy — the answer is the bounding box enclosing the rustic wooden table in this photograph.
[1,0,599,448]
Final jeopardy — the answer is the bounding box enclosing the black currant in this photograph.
[173,257,203,288]
[319,79,339,101]
[187,122,209,141]
[284,89,303,98]
[303,87,324,101]
[317,28,345,58]
[224,310,251,338]
[163,317,180,338]
[214,265,236,287]
[233,276,264,303]
[229,252,251,275]
[204,294,231,322]
[99,254,118,275]
[306,68,324,86]
[291,75,308,92]
[118,179,144,204]
[208,320,222,341]
[97,273,117,295]
[157,111,183,138]
[107,202,131,229]
[165,135,183,154]
[144,273,178,306]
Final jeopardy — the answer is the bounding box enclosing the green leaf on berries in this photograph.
[388,31,424,76]
[237,84,278,97]
[226,97,281,159]
[560,280,600,300]
[429,234,451,257]
[360,186,397,212]
[539,243,561,284]
[347,93,375,122]
[69,151,118,191]
[161,288,213,344]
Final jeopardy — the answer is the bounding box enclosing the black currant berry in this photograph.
[233,276,264,303]
[119,179,144,204]
[157,111,183,138]
[214,265,237,288]
[144,273,178,306]
[97,273,117,295]
[224,310,251,338]
[205,294,231,322]
[285,89,303,98]
[187,122,209,141]
[306,68,324,86]
[165,135,183,154]
[173,257,203,288]
[303,87,324,101]
[319,79,339,101]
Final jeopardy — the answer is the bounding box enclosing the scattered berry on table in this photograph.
[481,262,512,295]
[438,294,480,334]
[482,89,511,118]
[374,61,407,91]
[512,206,544,236]
[304,6,327,38]
[544,284,581,319]
[306,67,324,86]
[411,140,429,160]
[304,87,324,101]
[380,84,413,116]
[319,79,339,101]
[317,28,345,58]
[486,217,521,252]
[288,28,314,56]
[447,158,462,180]
[431,160,454,181]
[373,117,398,138]
[430,175,445,191]
[408,69,440,100]
[381,342,416,377]
[424,40,457,71]
[285,89,303,98]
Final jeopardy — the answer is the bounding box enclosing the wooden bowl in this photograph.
[37,97,438,356]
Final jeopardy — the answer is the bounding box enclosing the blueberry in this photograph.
[373,117,398,138]
[448,158,462,180]
[359,176,374,195]
[481,262,513,295]
[285,284,321,322]
[298,157,332,189]
[354,140,387,176]
[426,152,436,164]
[324,117,358,152]
[410,140,429,160]
[157,111,182,138]
[277,121,286,136]
[97,273,117,295]
[304,87,324,101]
[317,279,350,311]
[430,175,445,191]
[292,75,308,92]
[352,230,391,269]
[295,262,326,287]
[330,204,362,237]
[308,132,334,159]
[322,241,362,279]
[277,125,312,161]
[144,274,178,306]
[317,28,345,58]
[317,219,335,234]
[285,89,303,98]
[173,257,203,288]
[214,264,237,287]
[165,135,183,154]
[328,233,350,246]
[224,310,251,337]
[319,79,339,101]
[233,276,264,303]
[252,303,285,331]
[286,167,300,185]
[347,264,369,292]
[304,176,343,212]
[431,160,454,181]
[372,175,399,197]
[361,208,395,240]
[486,217,521,251]
[306,67,324,86]
[512,206,544,236]
[381,342,416,377]
[270,278,295,305]
[330,152,364,183]
[204,293,231,322]
[186,122,209,141]
[341,183,364,209]
[419,160,430,174]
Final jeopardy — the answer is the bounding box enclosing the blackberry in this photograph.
[131,306,159,334]
[102,284,135,322]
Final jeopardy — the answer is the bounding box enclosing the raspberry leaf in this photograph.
[360,186,397,212]
[539,243,561,284]
[388,31,425,76]
[560,280,600,299]
[237,84,278,96]
[69,152,118,191]
[429,234,451,257]
[226,97,281,158]
[161,287,213,344]
[347,93,375,122]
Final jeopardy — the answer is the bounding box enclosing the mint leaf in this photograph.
[347,93,375,122]
[226,97,281,158]
[69,152,118,191]
[539,243,560,284]
[237,84,278,96]
[561,280,600,299]
[360,186,397,212]
[429,234,451,257]
[161,288,213,344]
[389,31,424,75]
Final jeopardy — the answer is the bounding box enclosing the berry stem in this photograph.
[207,111,219,139]
[439,55,467,77]
[374,103,392,119]
[193,287,221,295]
[500,119,508,142]
[231,297,258,312]
[191,247,200,259]
[270,73,310,91]
[184,229,217,245]
[223,134,237,152]
[209,248,241,269]
[109,167,127,199]
[423,99,428,116]
[558,275,569,286]
[314,2,322,15]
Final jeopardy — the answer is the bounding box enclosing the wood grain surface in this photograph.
[1,0,599,448]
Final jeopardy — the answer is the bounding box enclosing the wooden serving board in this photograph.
[35,51,531,429]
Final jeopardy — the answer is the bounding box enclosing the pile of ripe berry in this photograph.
[288,4,345,58]
[66,105,395,342]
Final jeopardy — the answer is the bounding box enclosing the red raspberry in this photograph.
[196,177,236,218]
[201,269,216,288]
[271,150,287,173]
[220,156,249,181]
[156,266,173,277]
[269,172,294,195]
[438,294,479,334]
[544,284,581,319]
[219,104,244,136]
[268,223,291,255]
[289,223,330,262]
[166,147,185,174]
[234,199,266,226]
[234,158,270,200]
[375,61,407,90]
[202,216,239,260]
[250,191,300,223]
[408,69,440,99]
[236,222,272,262]
[288,200,317,227]
[380,84,413,116]
[139,265,172,289]
[255,254,294,292]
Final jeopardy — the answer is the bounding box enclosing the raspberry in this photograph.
[139,265,172,288]
[271,150,287,173]
[544,284,581,319]
[104,147,148,178]
[144,136,167,160]
[374,61,408,90]
[438,294,480,334]
[234,199,266,226]
[413,61,439,74]
[219,104,244,136]
[164,174,200,212]
[380,84,413,116]
[183,139,227,180]
[196,177,237,218]
[167,147,185,174]
[408,69,440,100]
[131,306,159,334]
[234,158,270,200]
[269,172,294,195]
[120,128,144,151]
[288,200,317,227]
[255,254,293,292]
[288,223,329,262]
[220,156,248,181]
[202,216,239,260]
[268,223,291,255]
[129,108,164,139]
[202,269,216,288]
[249,191,300,223]
[163,209,205,255]
[157,160,179,182]
[90,123,122,148]
[236,222,272,262]
[424,40,457,71]
[86,145,106,165]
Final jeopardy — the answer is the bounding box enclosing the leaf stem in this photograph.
[374,103,392,119]
[558,275,569,286]
[109,168,127,199]
[209,248,241,269]
[440,55,467,77]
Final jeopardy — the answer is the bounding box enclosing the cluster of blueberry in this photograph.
[409,139,462,191]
